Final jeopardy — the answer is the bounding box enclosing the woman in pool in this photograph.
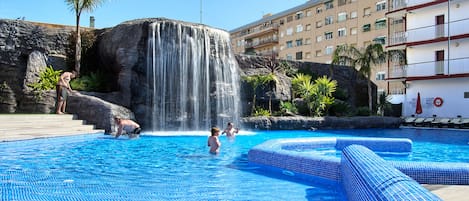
[207,127,221,154]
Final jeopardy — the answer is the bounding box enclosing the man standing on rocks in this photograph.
[56,71,76,114]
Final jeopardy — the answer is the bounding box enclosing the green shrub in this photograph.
[253,107,270,117]
[279,101,298,115]
[70,70,108,92]
[28,66,62,91]
[328,100,351,117]
[355,106,371,116]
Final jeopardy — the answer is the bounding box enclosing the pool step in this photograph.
[0,114,104,142]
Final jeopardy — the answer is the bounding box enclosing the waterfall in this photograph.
[146,21,241,131]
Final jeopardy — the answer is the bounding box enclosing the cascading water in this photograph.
[146,20,241,131]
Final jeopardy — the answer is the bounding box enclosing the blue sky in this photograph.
[0,0,307,31]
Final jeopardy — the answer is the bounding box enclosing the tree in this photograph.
[331,43,386,115]
[243,74,274,115]
[292,74,337,117]
[65,0,105,76]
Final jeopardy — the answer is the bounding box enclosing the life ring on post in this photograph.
[433,97,444,107]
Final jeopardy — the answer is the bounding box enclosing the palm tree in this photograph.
[331,43,386,115]
[65,0,105,76]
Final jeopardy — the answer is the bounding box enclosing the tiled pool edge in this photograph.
[248,137,469,200]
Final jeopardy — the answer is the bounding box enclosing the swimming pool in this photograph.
[1,128,468,200]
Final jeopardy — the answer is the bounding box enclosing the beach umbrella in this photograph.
[416,92,422,114]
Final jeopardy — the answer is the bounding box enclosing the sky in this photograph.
[0,0,308,31]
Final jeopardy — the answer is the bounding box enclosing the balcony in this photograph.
[388,57,469,79]
[245,37,279,49]
[240,23,279,39]
[388,0,443,12]
[388,18,469,46]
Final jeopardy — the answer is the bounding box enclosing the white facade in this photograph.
[387,0,469,118]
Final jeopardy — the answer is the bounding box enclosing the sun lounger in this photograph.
[431,118,451,128]
[413,118,425,127]
[422,117,436,127]
[452,118,469,129]
[403,117,416,126]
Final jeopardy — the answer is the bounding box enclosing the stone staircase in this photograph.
[0,114,104,142]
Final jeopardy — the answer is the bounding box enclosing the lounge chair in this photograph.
[431,118,451,128]
[448,117,462,128]
[453,118,469,129]
[422,117,436,127]
[403,117,416,126]
[413,118,425,127]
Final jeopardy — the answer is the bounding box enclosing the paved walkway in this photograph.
[0,114,104,142]
[0,114,467,200]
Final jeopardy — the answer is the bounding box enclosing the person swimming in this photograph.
[207,127,221,154]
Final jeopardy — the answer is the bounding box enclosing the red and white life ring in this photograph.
[433,97,444,107]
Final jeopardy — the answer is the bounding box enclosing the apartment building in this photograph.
[387,0,469,118]
[230,0,389,95]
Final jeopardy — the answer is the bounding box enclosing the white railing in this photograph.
[389,19,469,45]
[404,57,469,77]
[389,0,435,12]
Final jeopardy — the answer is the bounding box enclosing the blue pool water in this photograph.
[1,128,469,200]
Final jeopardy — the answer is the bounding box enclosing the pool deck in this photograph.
[0,114,468,200]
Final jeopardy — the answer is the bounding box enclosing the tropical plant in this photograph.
[28,66,62,91]
[331,44,385,114]
[243,74,275,115]
[70,70,108,91]
[65,0,105,76]
[253,107,270,117]
[292,74,337,117]
[279,101,298,116]
[377,93,392,116]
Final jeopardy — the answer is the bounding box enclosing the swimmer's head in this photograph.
[211,127,220,136]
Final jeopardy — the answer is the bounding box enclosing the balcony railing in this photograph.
[245,37,279,49]
[389,0,436,12]
[388,18,469,46]
[239,23,279,38]
[388,57,469,79]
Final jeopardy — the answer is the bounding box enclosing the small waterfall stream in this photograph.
[146,21,241,131]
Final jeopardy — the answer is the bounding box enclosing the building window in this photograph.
[296,39,303,46]
[338,0,347,6]
[350,11,357,19]
[351,27,358,35]
[286,27,293,35]
[287,16,293,22]
[316,7,323,14]
[338,28,346,37]
[325,46,333,55]
[286,41,293,48]
[305,38,312,45]
[464,92,469,98]
[376,1,386,11]
[306,24,312,31]
[316,21,323,28]
[295,12,304,20]
[325,1,333,10]
[316,50,322,57]
[296,52,303,60]
[376,72,386,81]
[306,10,313,17]
[279,19,284,25]
[373,36,386,45]
[305,52,312,59]
[338,12,347,22]
[286,54,293,60]
[296,24,303,33]
[364,7,371,16]
[362,24,371,32]
[325,32,333,40]
[316,35,323,42]
[325,16,333,25]
[375,18,386,29]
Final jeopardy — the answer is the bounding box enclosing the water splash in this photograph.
[147,21,241,131]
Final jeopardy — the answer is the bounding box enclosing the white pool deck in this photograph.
[0,114,467,200]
